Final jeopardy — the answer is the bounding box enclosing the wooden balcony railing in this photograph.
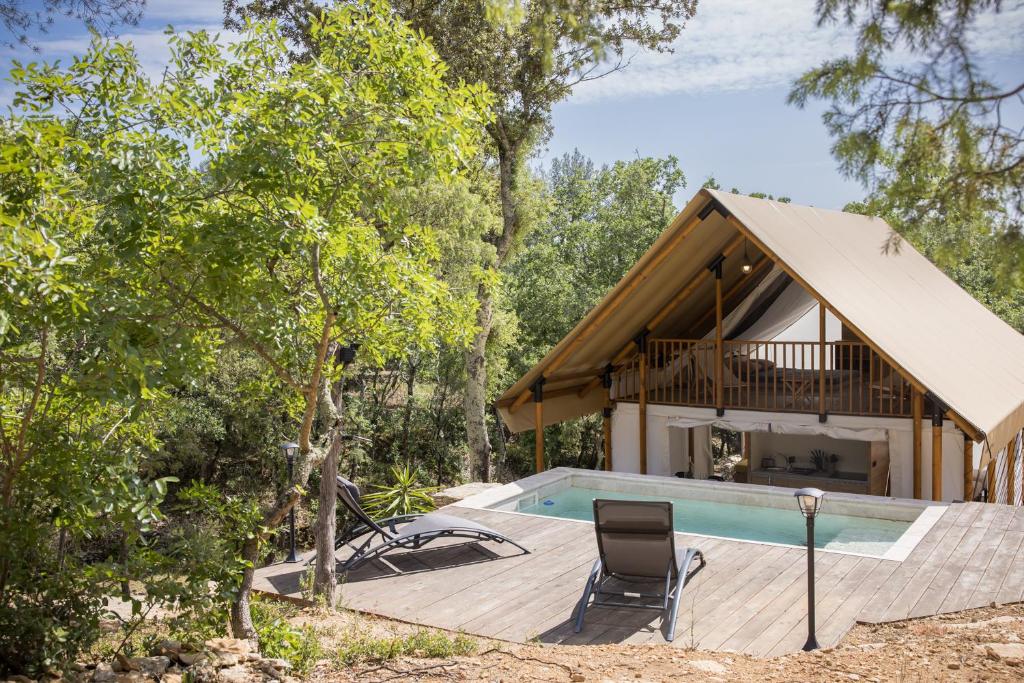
[614,338,913,418]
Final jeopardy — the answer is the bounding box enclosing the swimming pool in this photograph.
[518,485,908,555]
[455,468,945,561]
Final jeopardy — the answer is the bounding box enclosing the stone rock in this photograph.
[258,667,283,682]
[151,642,182,659]
[978,643,1024,661]
[258,661,289,673]
[92,664,116,683]
[112,656,133,673]
[129,658,168,678]
[210,654,239,669]
[162,675,181,683]
[205,639,251,656]
[216,666,250,683]
[948,662,961,670]
[688,661,727,674]
[177,654,208,667]
[570,674,585,682]
[113,673,143,683]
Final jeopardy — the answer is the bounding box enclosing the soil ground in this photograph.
[302,601,1024,682]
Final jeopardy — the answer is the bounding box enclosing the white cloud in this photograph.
[570,0,1024,102]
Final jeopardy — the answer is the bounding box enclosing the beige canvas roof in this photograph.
[497,188,1024,451]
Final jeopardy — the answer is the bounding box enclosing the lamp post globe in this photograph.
[794,487,824,651]
[280,442,300,563]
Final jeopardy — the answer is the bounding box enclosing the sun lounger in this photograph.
[573,499,705,642]
[329,476,528,572]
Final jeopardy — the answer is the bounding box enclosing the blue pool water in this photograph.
[517,486,912,556]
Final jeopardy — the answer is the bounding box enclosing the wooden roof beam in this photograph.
[505,203,719,412]
[687,255,772,336]
[608,232,746,367]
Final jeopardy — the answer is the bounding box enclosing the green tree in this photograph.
[4,0,490,640]
[0,45,213,673]
[502,151,683,474]
[225,0,700,483]
[790,0,1022,284]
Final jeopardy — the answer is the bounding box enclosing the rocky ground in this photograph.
[8,602,1023,683]
[313,602,1024,682]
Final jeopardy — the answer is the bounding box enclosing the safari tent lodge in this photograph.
[497,190,1024,505]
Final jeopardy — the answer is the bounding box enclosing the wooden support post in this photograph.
[533,380,544,473]
[818,303,827,422]
[602,366,613,472]
[1008,437,1017,506]
[963,434,974,502]
[710,255,725,417]
[988,451,997,503]
[932,407,943,502]
[637,332,648,475]
[688,428,695,477]
[912,388,922,500]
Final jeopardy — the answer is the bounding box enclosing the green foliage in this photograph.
[507,150,684,374]
[334,628,476,666]
[160,482,265,644]
[790,0,1022,285]
[250,597,323,674]
[499,151,682,475]
[1,2,495,668]
[361,466,438,519]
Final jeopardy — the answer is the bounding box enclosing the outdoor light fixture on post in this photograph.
[794,487,825,651]
[280,441,300,563]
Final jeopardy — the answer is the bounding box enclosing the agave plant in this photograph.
[361,465,439,518]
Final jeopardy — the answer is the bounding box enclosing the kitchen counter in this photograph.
[749,469,875,495]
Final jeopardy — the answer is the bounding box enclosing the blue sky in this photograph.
[2,0,1022,210]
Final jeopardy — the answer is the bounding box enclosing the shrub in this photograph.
[335,628,476,666]
[250,597,323,674]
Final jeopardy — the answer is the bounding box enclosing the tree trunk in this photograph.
[312,375,346,608]
[230,535,259,640]
[230,486,302,642]
[119,530,131,601]
[400,359,417,464]
[463,285,493,482]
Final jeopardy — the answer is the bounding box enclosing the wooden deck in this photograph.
[253,502,1024,656]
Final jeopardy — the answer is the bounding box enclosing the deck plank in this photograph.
[938,522,1006,614]
[805,558,899,652]
[862,506,975,622]
[971,529,1024,608]
[757,556,877,657]
[724,554,863,656]
[908,524,989,619]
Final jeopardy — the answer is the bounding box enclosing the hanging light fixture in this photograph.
[740,239,753,274]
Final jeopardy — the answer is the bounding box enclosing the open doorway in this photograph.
[711,426,743,481]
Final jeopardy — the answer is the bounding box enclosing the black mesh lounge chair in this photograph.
[329,476,528,572]
[573,499,705,642]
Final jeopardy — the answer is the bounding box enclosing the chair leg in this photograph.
[667,548,705,642]
[573,559,603,634]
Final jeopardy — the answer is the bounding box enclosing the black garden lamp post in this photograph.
[280,441,300,563]
[794,486,825,651]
